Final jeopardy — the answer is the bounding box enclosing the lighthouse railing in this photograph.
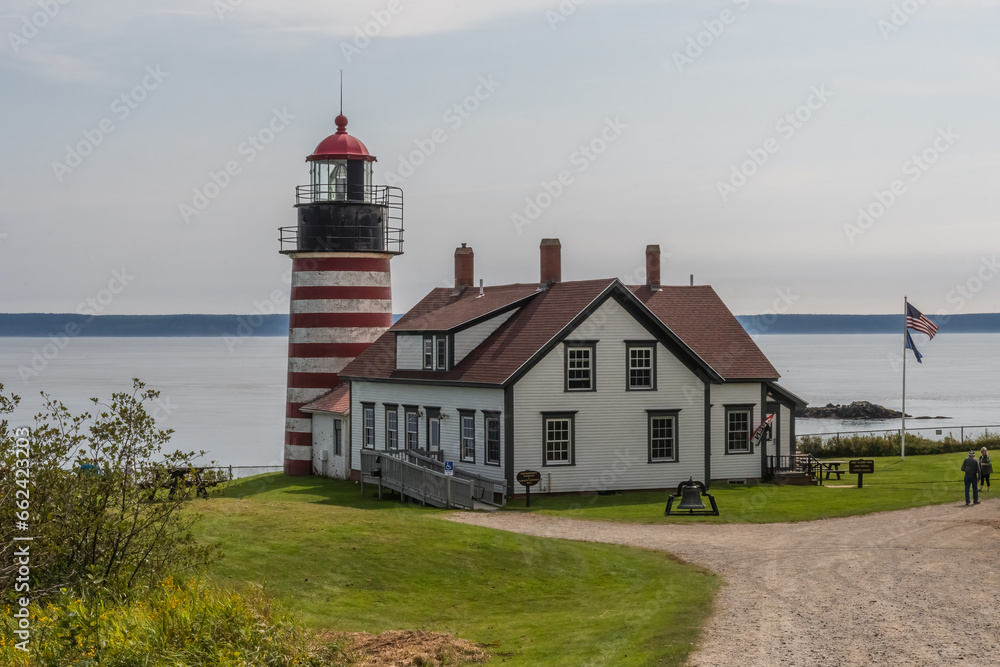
[281,184,403,255]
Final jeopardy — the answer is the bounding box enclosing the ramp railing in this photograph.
[360,449,478,509]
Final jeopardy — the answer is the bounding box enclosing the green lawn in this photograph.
[193,474,717,666]
[512,453,973,524]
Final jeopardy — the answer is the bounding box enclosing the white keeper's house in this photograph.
[301,239,806,497]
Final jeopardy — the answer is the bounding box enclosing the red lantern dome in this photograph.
[306,114,376,162]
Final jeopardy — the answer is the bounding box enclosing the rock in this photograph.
[800,401,906,420]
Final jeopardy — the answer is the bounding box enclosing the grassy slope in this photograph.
[516,453,971,523]
[193,475,717,666]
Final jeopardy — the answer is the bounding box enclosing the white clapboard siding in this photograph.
[710,382,764,479]
[311,413,334,476]
[512,298,707,494]
[395,334,424,370]
[453,309,518,364]
[350,381,505,479]
[311,414,350,479]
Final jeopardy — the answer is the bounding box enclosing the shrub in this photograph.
[797,431,1000,458]
[0,577,347,667]
[0,380,221,600]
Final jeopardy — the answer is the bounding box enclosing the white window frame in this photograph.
[362,404,375,448]
[384,405,398,449]
[726,405,753,454]
[405,407,419,450]
[436,336,448,370]
[627,343,656,391]
[564,342,596,392]
[428,415,441,450]
[460,411,476,462]
[485,413,501,466]
[648,411,678,463]
[423,337,434,370]
[542,413,575,466]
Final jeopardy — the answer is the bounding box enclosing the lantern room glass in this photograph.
[309,159,373,202]
[310,160,347,201]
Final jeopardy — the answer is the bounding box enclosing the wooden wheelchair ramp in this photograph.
[360,450,505,509]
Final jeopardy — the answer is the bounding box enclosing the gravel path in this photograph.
[447,499,1000,666]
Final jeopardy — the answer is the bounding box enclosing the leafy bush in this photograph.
[798,431,1000,458]
[1,380,220,600]
[0,577,347,667]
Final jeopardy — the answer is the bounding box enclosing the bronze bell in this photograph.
[676,480,706,511]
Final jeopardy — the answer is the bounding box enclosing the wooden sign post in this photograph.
[849,459,875,488]
[516,470,541,507]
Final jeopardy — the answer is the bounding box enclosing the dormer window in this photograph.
[436,337,447,369]
[423,334,448,371]
[423,337,434,369]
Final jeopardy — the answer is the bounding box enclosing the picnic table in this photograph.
[819,460,846,480]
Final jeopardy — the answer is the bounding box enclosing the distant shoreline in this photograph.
[1,312,998,337]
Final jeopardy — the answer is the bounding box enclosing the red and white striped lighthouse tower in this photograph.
[279,113,403,475]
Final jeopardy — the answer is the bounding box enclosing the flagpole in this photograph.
[901,296,907,460]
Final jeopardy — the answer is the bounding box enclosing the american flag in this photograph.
[906,302,938,339]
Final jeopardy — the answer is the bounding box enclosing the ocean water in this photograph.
[0,337,288,466]
[754,333,1000,438]
[2,334,999,464]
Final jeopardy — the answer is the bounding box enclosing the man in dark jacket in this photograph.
[961,450,981,506]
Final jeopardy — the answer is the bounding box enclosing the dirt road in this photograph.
[448,500,1000,666]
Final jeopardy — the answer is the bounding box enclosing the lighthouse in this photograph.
[279,113,403,476]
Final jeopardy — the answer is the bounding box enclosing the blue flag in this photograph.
[905,330,922,363]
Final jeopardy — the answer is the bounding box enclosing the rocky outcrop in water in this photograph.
[800,401,904,420]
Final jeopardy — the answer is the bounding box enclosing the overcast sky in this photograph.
[2,0,998,318]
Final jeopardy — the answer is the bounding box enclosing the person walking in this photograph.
[979,447,993,493]
[961,450,981,506]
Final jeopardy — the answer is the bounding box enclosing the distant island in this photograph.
[736,313,1000,335]
[1,312,999,337]
[800,401,950,420]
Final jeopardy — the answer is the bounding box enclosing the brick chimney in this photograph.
[455,243,474,289]
[645,244,661,291]
[540,238,561,287]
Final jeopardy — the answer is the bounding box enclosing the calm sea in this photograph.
[2,334,999,464]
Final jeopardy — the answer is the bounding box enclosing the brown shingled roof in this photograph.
[301,383,350,414]
[340,279,615,384]
[630,285,779,380]
[340,279,778,385]
[394,283,539,331]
